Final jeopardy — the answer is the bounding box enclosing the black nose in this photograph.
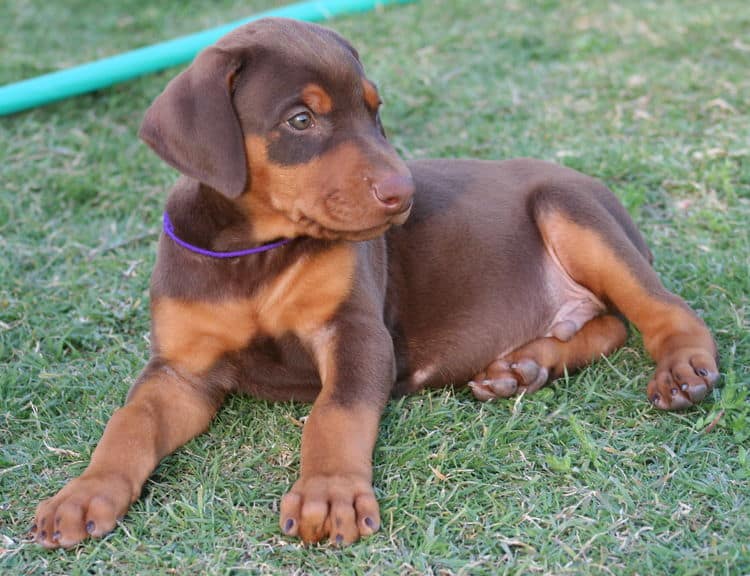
[372,174,415,214]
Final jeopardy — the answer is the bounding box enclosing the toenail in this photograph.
[651,394,661,404]
[681,383,688,391]
[40,530,47,539]
[365,517,377,529]
[697,368,708,377]
[86,521,95,534]
[52,531,60,541]
[335,534,343,545]
[283,518,295,533]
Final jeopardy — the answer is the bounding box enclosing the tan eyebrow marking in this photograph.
[301,83,333,115]
[362,79,381,111]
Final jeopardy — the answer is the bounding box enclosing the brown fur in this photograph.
[33,18,718,549]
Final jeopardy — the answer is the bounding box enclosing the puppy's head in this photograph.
[140,18,413,242]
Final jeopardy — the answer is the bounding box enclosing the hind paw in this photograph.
[647,348,719,410]
[469,358,550,401]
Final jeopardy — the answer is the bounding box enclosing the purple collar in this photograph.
[162,211,291,258]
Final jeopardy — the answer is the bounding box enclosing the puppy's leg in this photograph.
[279,320,393,545]
[530,186,718,410]
[33,361,223,548]
[470,314,628,400]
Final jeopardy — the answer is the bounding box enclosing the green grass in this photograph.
[1,0,749,574]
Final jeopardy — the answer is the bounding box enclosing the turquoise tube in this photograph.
[0,0,415,116]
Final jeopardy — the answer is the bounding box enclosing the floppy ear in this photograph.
[139,47,247,198]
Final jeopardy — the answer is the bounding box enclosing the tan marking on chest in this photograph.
[152,243,356,375]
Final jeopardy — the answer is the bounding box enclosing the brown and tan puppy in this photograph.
[33,18,719,548]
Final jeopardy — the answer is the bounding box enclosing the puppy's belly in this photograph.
[396,258,606,394]
[394,255,605,395]
[392,291,554,394]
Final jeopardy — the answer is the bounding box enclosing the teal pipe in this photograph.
[0,0,415,116]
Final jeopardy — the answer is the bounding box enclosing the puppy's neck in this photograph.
[165,178,284,254]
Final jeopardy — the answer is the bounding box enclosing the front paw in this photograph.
[279,474,380,545]
[33,471,133,548]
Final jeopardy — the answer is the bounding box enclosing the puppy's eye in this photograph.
[288,112,313,131]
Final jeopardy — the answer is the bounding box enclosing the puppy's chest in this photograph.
[150,243,356,380]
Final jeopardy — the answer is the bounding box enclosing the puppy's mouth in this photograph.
[346,203,413,239]
[389,200,413,226]
[297,203,412,241]
[339,196,413,236]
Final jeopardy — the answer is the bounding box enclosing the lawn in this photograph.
[1,0,749,574]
